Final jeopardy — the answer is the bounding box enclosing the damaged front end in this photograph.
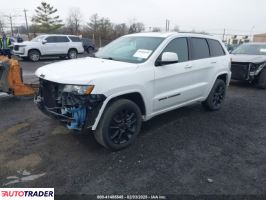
[231,62,266,81]
[34,79,106,130]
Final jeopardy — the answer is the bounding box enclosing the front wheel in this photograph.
[68,49,77,59]
[28,50,40,62]
[202,79,226,111]
[94,99,142,151]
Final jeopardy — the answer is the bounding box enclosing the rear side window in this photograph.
[208,39,225,57]
[190,38,210,60]
[69,36,81,42]
[162,38,189,62]
[56,36,69,42]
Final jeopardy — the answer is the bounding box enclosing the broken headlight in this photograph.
[62,85,94,95]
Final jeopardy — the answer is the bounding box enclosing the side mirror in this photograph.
[156,52,179,66]
[42,39,47,44]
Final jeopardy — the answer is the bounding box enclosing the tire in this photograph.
[94,99,142,151]
[28,50,40,62]
[202,79,226,111]
[257,69,266,89]
[86,47,94,54]
[68,49,77,59]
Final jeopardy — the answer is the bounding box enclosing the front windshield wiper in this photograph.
[98,57,117,61]
[102,57,114,60]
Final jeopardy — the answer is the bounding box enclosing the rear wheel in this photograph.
[257,69,266,89]
[202,79,226,111]
[68,49,77,59]
[94,99,142,151]
[28,50,40,62]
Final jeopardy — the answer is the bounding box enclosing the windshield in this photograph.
[31,35,46,42]
[232,43,266,55]
[95,36,164,63]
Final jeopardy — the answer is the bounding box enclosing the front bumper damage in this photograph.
[231,62,265,81]
[34,79,106,130]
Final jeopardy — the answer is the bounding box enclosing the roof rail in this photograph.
[177,31,213,36]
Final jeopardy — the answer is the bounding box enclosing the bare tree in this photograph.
[128,22,145,33]
[66,7,82,35]
[113,23,128,38]
[87,13,100,36]
[0,17,5,32]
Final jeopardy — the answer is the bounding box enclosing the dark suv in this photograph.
[231,43,266,88]
[81,38,95,54]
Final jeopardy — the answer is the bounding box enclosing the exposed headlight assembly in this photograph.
[63,85,94,95]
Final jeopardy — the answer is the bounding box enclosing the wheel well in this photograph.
[110,93,146,115]
[28,49,41,56]
[68,48,77,53]
[217,74,228,84]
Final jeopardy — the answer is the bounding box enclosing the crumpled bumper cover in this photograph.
[34,79,106,130]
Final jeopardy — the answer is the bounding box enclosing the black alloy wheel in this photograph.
[94,99,142,151]
[109,109,138,145]
[202,79,226,111]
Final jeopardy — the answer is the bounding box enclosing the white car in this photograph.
[13,34,84,61]
[35,32,231,150]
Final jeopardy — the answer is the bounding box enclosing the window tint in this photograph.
[208,39,225,57]
[69,36,81,42]
[56,36,69,42]
[46,36,57,43]
[191,38,210,60]
[162,38,188,62]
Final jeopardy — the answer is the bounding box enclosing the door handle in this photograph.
[211,61,217,64]
[184,65,192,69]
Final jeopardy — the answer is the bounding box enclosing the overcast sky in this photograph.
[1,0,266,35]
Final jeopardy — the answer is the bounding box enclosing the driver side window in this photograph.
[162,38,189,62]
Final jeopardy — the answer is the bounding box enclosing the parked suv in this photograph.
[35,32,231,150]
[81,38,96,54]
[13,34,84,61]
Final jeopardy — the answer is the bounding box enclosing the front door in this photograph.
[153,37,211,113]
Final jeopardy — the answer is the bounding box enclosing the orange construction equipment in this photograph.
[0,56,38,96]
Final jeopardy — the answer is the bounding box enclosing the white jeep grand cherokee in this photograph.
[35,32,231,150]
[13,34,84,61]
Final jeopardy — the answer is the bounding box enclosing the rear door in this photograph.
[207,39,227,80]
[186,37,214,96]
[55,36,70,54]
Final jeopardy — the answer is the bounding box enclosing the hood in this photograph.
[231,54,266,64]
[14,41,37,46]
[35,57,138,85]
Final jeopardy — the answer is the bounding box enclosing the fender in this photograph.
[91,89,146,130]
[203,71,231,98]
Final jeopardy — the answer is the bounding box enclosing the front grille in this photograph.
[14,45,19,51]
[39,79,63,108]
[231,62,250,80]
